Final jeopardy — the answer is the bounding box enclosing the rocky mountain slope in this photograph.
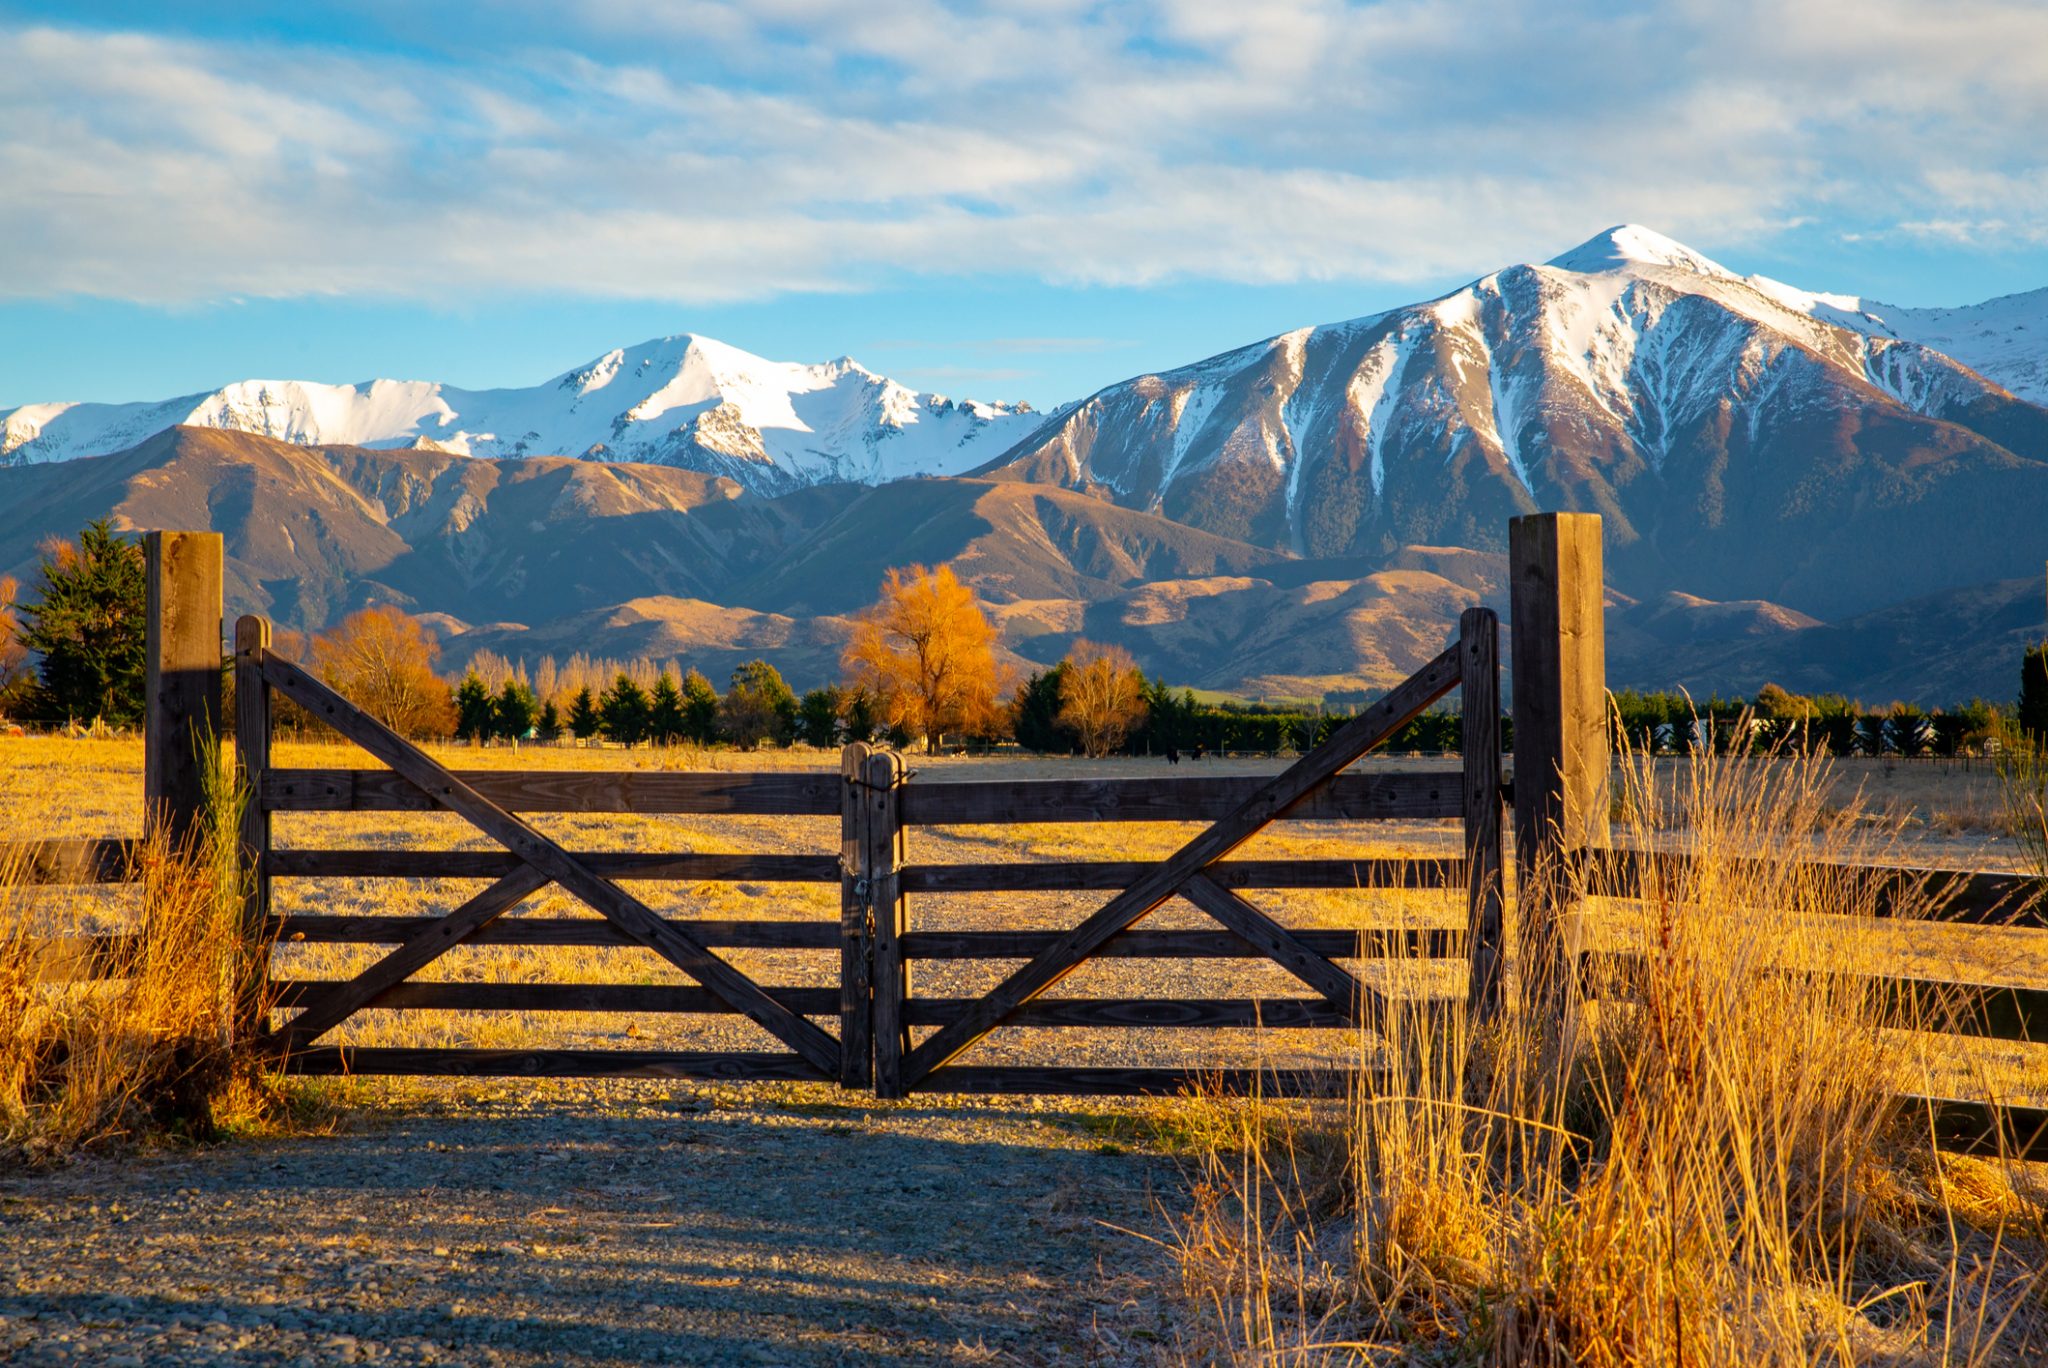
[978,226,2048,620]
[0,334,1036,494]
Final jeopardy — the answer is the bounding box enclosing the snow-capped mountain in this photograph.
[0,334,1038,493]
[979,225,2048,617]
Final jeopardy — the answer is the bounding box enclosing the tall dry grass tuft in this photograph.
[0,740,277,1160]
[1993,735,2048,882]
[1174,733,2045,1366]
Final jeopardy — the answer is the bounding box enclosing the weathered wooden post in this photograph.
[234,615,273,1039]
[838,741,874,1088]
[862,750,910,1098]
[1458,605,1506,1025]
[1507,513,1608,1030]
[143,531,224,851]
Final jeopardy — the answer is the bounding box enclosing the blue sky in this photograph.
[5,0,2048,411]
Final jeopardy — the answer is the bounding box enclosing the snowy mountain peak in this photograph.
[0,333,1044,491]
[1547,224,1738,279]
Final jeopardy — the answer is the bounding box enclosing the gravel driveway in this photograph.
[0,1080,1185,1366]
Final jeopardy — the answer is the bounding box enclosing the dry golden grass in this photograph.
[1171,743,2048,1367]
[0,744,284,1160]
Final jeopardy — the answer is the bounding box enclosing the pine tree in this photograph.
[454,670,494,741]
[648,672,686,744]
[494,679,538,740]
[796,686,844,747]
[1010,665,1070,753]
[2022,644,2048,744]
[680,668,719,743]
[19,519,148,725]
[536,699,562,743]
[599,673,652,746]
[567,686,600,740]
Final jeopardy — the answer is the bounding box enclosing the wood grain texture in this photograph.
[899,927,1465,959]
[838,742,873,1089]
[259,653,842,1074]
[913,1066,1378,1097]
[1458,607,1506,1025]
[261,767,839,814]
[898,771,1462,825]
[897,642,1463,1089]
[900,857,1464,893]
[0,838,138,885]
[143,531,223,850]
[267,849,840,881]
[282,1047,830,1081]
[233,615,273,1040]
[271,981,842,1016]
[272,915,841,949]
[863,751,910,1099]
[902,996,1386,1028]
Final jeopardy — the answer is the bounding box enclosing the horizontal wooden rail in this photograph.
[272,915,840,949]
[901,927,1463,960]
[261,769,841,815]
[269,850,841,882]
[912,1065,1382,1096]
[901,857,1464,893]
[283,1047,830,1081]
[903,995,1427,1028]
[1580,950,2045,1044]
[899,771,1463,825]
[0,838,139,885]
[272,981,841,1015]
[1580,847,2045,928]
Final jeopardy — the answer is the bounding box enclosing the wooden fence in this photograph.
[3,517,2044,1158]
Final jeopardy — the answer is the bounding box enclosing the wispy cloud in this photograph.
[2,1,2045,306]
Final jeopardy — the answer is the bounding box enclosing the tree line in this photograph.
[5,520,2047,758]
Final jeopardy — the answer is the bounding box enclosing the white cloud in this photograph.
[1,1,2044,307]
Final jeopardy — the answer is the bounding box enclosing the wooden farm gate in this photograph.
[236,606,1507,1092]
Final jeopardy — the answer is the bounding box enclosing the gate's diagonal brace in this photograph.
[1179,874,1381,1019]
[266,867,548,1052]
[897,643,1462,1089]
[257,654,841,1076]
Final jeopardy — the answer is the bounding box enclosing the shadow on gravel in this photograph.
[0,1087,1182,1365]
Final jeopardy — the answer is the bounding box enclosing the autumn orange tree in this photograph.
[1058,639,1149,757]
[842,564,1004,751]
[309,604,454,737]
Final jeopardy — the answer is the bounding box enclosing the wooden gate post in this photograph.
[839,741,874,1088]
[1507,514,1608,1029]
[862,750,910,1098]
[143,531,224,851]
[1458,606,1505,1025]
[234,616,273,1040]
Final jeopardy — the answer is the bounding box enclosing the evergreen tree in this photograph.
[494,679,538,739]
[795,686,844,747]
[1010,664,1071,753]
[567,686,600,740]
[454,670,494,741]
[841,687,881,743]
[648,672,686,744]
[599,673,652,746]
[536,699,562,742]
[19,519,148,724]
[2023,644,2048,744]
[718,659,797,748]
[680,668,720,743]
